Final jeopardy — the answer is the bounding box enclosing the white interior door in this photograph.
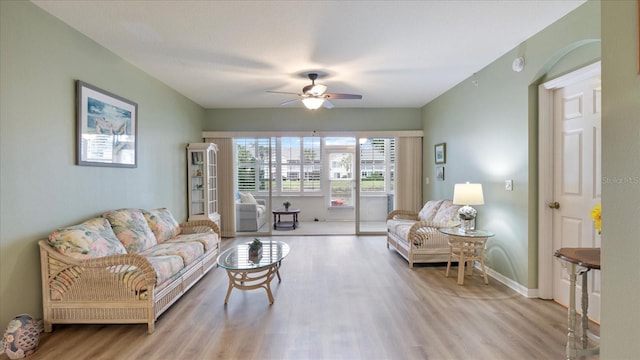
[551,75,602,322]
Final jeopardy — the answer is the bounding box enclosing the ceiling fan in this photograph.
[267,73,362,109]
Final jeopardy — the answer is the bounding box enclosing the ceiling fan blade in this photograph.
[267,90,302,96]
[311,84,327,96]
[302,84,327,96]
[322,100,335,109]
[324,93,363,100]
[280,98,300,106]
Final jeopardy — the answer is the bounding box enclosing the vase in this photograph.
[3,314,39,359]
[249,247,263,258]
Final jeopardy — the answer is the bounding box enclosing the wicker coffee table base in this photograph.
[223,262,282,304]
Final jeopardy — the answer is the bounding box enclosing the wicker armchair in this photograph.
[40,217,220,334]
[386,200,460,267]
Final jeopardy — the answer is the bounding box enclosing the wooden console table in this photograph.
[554,247,600,360]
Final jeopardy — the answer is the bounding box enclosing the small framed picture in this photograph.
[77,80,137,168]
[436,166,445,181]
[434,143,446,164]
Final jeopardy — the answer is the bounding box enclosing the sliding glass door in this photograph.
[357,137,395,234]
[234,137,273,235]
[232,135,395,235]
[328,152,354,207]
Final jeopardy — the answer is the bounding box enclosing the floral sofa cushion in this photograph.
[142,208,181,243]
[387,219,415,245]
[418,200,444,221]
[47,218,126,260]
[168,232,218,252]
[103,208,157,254]
[432,200,461,224]
[146,255,185,287]
[139,241,204,267]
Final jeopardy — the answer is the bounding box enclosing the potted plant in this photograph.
[283,200,291,211]
[248,238,263,258]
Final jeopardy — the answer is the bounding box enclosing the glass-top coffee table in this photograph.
[217,240,289,304]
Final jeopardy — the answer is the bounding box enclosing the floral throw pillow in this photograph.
[142,208,181,243]
[433,200,461,224]
[418,200,444,221]
[48,217,127,259]
[103,209,157,254]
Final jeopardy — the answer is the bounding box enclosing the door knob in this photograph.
[548,201,560,209]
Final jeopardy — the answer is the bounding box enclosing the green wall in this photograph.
[601,1,640,357]
[205,108,422,132]
[0,1,205,327]
[421,1,601,288]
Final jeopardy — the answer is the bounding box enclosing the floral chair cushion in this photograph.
[48,217,126,260]
[142,208,181,243]
[103,208,157,254]
[432,200,461,224]
[418,200,444,221]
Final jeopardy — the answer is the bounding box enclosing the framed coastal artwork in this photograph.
[76,81,138,168]
[436,166,445,181]
[434,142,446,164]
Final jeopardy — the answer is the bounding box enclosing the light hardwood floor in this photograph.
[24,235,599,360]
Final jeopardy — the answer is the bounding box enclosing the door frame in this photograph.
[537,61,601,299]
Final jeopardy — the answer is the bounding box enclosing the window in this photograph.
[302,137,321,191]
[360,138,395,193]
[236,137,321,195]
[235,138,271,192]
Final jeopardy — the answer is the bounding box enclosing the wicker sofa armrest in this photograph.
[39,240,157,301]
[179,220,220,237]
[386,209,419,221]
[407,221,460,249]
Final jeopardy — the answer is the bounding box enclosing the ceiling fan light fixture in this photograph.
[302,97,324,110]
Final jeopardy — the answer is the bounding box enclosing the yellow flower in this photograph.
[590,204,601,234]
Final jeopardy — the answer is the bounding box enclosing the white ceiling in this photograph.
[32,0,585,109]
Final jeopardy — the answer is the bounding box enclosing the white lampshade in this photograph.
[301,97,324,110]
[453,183,484,205]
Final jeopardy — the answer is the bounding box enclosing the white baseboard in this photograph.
[474,262,539,298]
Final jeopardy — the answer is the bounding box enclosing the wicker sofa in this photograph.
[39,208,220,334]
[386,200,461,267]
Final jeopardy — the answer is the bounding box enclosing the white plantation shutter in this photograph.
[303,137,321,192]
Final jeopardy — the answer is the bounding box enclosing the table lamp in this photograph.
[453,183,484,232]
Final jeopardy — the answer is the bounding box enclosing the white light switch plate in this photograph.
[505,180,513,191]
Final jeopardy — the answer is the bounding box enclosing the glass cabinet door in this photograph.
[187,143,219,226]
